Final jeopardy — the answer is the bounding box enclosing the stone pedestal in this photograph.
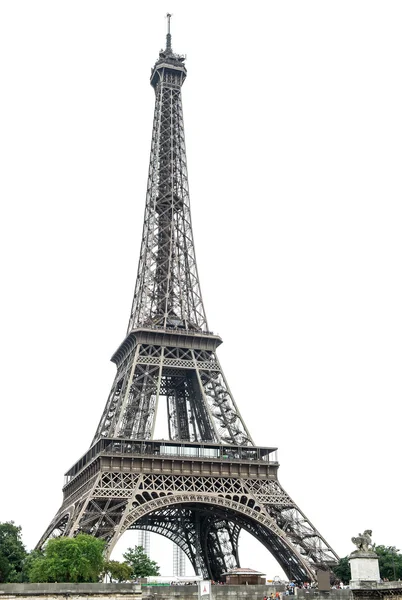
[349,551,380,588]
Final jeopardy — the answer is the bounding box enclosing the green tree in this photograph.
[122,546,160,579]
[103,560,133,582]
[0,522,27,583]
[374,546,402,581]
[29,534,105,583]
[333,556,351,584]
[21,550,44,583]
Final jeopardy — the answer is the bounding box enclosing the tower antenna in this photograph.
[166,13,172,52]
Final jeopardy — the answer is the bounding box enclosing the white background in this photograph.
[1,0,401,580]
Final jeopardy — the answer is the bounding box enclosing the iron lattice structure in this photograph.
[38,21,339,582]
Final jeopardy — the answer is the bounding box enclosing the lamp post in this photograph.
[391,548,396,582]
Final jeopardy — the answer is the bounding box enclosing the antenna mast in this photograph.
[166,13,172,52]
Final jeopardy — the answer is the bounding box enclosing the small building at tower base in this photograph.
[221,568,266,585]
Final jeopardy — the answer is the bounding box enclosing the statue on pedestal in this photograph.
[351,530,374,554]
[349,529,380,586]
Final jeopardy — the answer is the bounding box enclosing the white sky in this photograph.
[1,0,401,580]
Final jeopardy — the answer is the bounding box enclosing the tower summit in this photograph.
[38,19,338,582]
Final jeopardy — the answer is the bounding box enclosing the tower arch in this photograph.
[108,494,315,582]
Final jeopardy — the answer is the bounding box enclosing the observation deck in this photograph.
[63,438,279,493]
[111,327,223,366]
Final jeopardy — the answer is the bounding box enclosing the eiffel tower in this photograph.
[38,17,339,582]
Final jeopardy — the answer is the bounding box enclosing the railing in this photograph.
[64,439,278,483]
[101,440,277,462]
[133,325,219,337]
